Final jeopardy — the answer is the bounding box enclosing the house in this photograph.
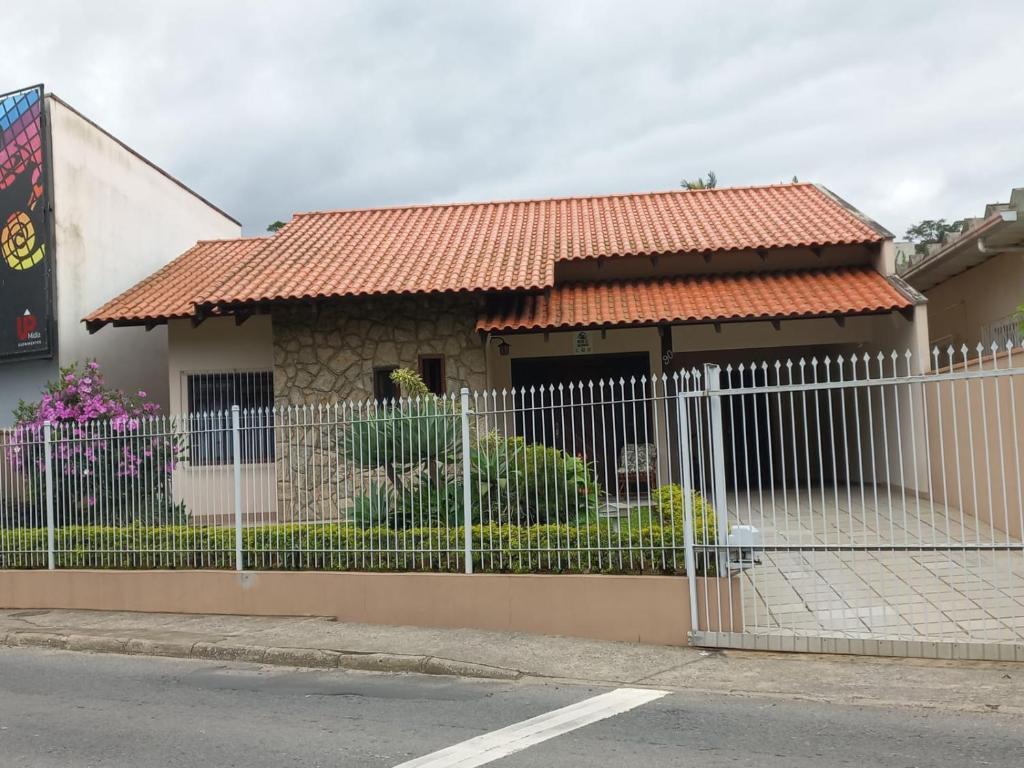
[899,186,1024,352]
[84,183,928,517]
[0,84,240,425]
[86,182,928,406]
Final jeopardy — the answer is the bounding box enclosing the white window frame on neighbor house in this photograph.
[983,311,1024,350]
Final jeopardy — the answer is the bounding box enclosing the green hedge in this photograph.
[0,521,714,575]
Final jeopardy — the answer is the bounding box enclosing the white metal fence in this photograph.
[684,343,1024,656]
[2,344,1024,655]
[1,379,707,574]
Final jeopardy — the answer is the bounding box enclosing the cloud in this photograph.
[3,0,1021,236]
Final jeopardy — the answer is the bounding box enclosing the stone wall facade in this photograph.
[270,295,487,520]
[272,295,488,405]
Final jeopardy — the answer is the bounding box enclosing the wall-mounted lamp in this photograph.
[490,335,511,356]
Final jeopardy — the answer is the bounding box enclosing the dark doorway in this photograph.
[511,353,652,490]
[721,364,775,490]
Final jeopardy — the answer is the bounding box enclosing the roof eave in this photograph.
[901,213,1013,289]
[84,316,174,334]
[479,307,907,336]
[813,184,896,240]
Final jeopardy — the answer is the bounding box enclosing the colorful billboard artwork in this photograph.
[0,84,53,361]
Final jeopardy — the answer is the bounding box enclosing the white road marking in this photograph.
[392,687,670,767]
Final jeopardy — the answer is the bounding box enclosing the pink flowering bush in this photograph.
[5,361,185,525]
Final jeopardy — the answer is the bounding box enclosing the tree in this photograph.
[681,171,717,190]
[266,221,286,233]
[904,218,966,255]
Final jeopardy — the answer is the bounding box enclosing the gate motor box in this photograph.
[726,525,762,569]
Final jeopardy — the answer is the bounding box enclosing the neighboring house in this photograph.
[899,187,1024,352]
[0,85,240,425]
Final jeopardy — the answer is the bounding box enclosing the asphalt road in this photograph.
[1,647,1021,768]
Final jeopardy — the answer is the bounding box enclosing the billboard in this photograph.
[0,84,54,362]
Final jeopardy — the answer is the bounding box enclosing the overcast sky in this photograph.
[6,1,1022,236]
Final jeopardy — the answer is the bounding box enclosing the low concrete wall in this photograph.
[0,571,741,646]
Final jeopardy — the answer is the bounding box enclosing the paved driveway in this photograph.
[729,488,1024,645]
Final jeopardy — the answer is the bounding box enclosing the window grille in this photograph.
[186,371,274,465]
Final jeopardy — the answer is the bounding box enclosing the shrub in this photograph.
[0,519,711,575]
[470,435,602,525]
[349,481,396,527]
[339,368,603,530]
[341,396,461,479]
[346,434,603,530]
[340,368,462,518]
[5,361,184,525]
[651,483,716,544]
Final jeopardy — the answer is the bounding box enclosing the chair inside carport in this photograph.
[616,443,657,498]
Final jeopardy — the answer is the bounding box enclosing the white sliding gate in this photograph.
[683,345,1024,660]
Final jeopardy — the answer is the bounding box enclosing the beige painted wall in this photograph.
[488,246,913,395]
[485,325,664,393]
[0,570,743,645]
[668,311,927,364]
[168,316,275,414]
[923,250,1024,351]
[167,316,276,519]
[924,353,1024,539]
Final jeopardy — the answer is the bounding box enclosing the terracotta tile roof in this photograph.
[84,238,269,328]
[476,267,912,333]
[201,183,887,308]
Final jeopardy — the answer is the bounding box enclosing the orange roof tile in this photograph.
[476,267,912,333]
[85,238,269,328]
[201,183,887,308]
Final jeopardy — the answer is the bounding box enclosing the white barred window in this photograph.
[186,372,274,465]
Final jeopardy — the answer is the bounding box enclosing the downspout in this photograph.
[977,240,1024,255]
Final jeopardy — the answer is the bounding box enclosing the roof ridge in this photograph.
[287,182,820,219]
[195,235,271,244]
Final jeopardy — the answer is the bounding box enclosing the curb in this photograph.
[0,630,521,681]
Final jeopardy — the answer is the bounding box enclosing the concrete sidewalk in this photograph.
[2,608,1022,716]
